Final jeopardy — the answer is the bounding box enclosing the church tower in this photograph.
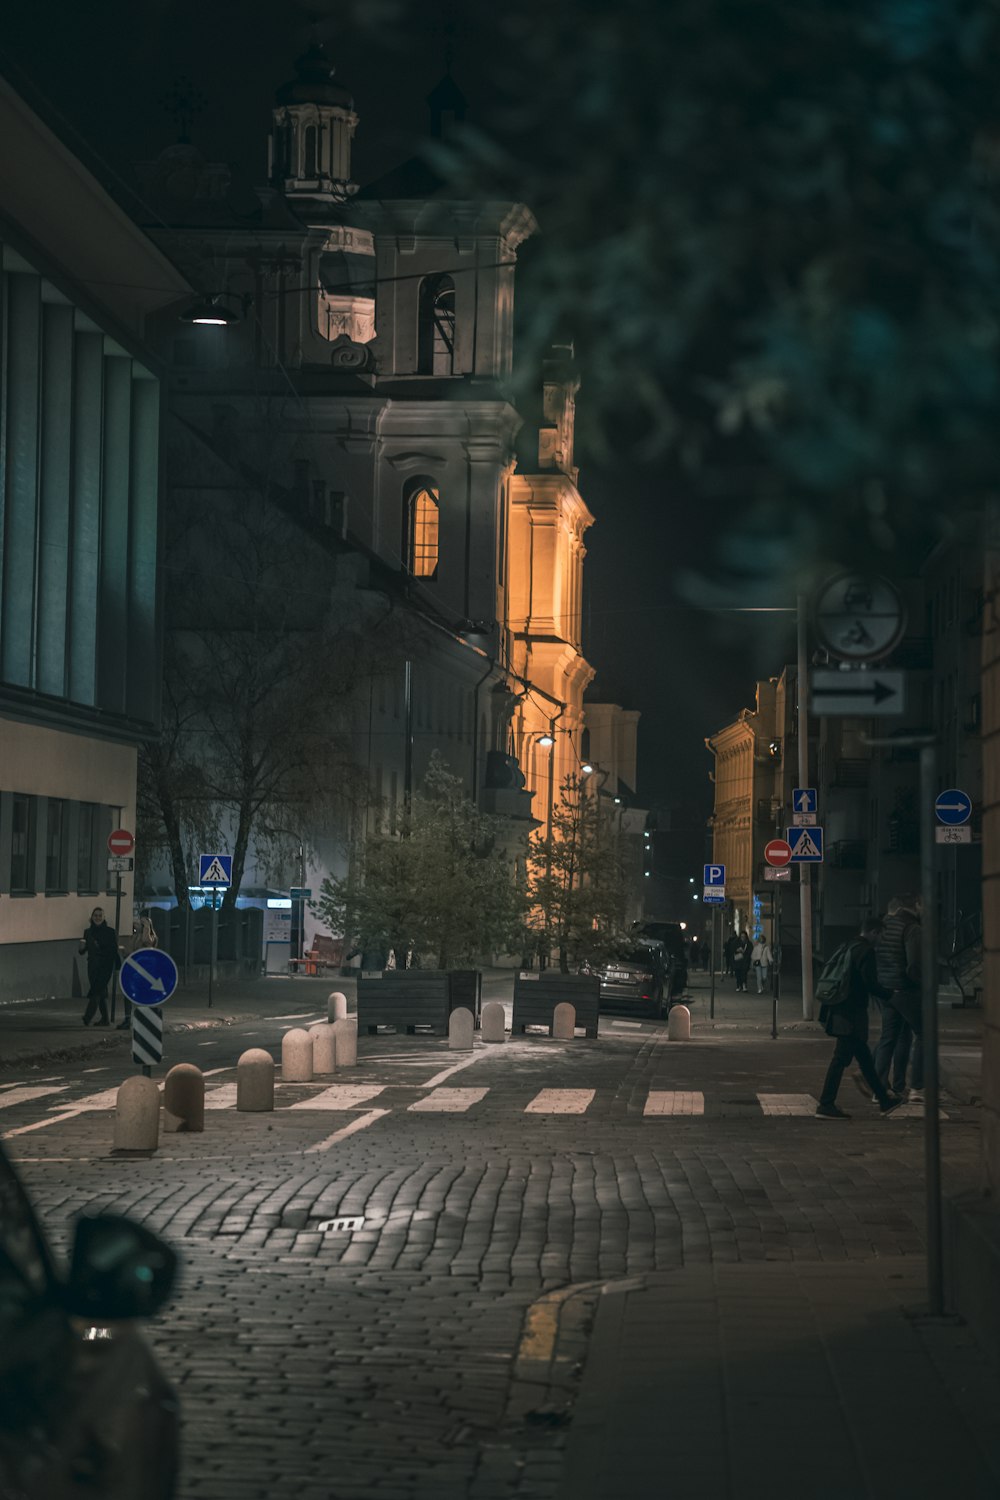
[268,42,358,207]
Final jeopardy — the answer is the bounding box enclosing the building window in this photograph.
[418,274,456,375]
[77,802,100,893]
[10,794,37,894]
[44,798,69,893]
[303,124,317,178]
[406,483,440,579]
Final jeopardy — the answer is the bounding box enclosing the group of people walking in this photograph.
[815,894,923,1120]
[723,931,773,993]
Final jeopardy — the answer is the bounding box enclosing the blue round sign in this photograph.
[119,948,179,1006]
[935,789,972,826]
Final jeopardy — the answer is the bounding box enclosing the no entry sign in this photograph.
[107,828,135,857]
[764,839,792,868]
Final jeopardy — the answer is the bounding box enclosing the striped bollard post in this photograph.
[132,1005,164,1077]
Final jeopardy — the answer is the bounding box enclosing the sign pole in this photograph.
[709,908,716,1020]
[920,742,943,1316]
[771,887,778,1040]
[796,593,815,1020]
[209,892,217,1010]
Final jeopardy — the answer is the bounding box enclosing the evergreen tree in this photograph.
[527,776,630,972]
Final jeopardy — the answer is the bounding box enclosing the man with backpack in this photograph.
[874,894,923,1104]
[815,917,905,1119]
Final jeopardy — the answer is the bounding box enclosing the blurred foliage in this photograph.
[345,0,1000,577]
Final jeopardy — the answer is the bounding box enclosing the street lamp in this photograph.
[581,761,593,775]
[180,294,242,327]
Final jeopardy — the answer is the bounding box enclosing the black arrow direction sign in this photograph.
[810,669,906,716]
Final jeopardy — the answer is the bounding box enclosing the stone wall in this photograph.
[982,531,1000,1194]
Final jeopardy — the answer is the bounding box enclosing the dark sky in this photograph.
[3,0,795,848]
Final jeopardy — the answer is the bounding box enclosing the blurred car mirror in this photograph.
[62,1215,177,1322]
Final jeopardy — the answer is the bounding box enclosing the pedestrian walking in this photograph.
[815,917,905,1119]
[723,931,737,976]
[117,910,159,1029]
[732,932,753,992]
[751,936,773,994]
[874,894,924,1104]
[79,907,120,1026]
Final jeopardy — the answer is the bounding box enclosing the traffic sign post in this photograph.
[934,789,972,826]
[763,866,791,882]
[106,827,134,1024]
[814,573,907,662]
[810,669,905,716]
[199,855,233,1010]
[119,948,177,1076]
[764,839,792,868]
[786,827,824,863]
[792,789,817,814]
[703,864,725,887]
[935,826,972,846]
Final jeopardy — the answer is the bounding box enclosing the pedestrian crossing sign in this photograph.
[786,826,824,863]
[199,853,233,886]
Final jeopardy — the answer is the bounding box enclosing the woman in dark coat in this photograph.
[732,932,753,992]
[79,906,120,1026]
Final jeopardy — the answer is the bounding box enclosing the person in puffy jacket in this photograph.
[874,894,923,1103]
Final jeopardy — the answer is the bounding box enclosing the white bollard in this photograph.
[327,990,348,1024]
[163,1063,204,1133]
[667,1004,692,1041]
[281,1027,314,1082]
[113,1076,160,1152]
[448,1006,475,1051]
[237,1048,274,1111]
[482,1001,506,1043]
[553,1002,576,1040]
[331,1016,358,1066]
[310,1022,337,1076]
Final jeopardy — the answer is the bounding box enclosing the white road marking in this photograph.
[644,1090,705,1116]
[261,1012,318,1022]
[757,1093,818,1116]
[4,1110,84,1138]
[524,1088,595,1115]
[421,1051,488,1089]
[408,1087,488,1113]
[203,1067,232,1077]
[204,1084,238,1110]
[0,1086,68,1110]
[611,1020,643,1029]
[305,1108,390,1152]
[290,1084,385,1111]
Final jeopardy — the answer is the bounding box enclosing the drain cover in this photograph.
[316,1216,365,1233]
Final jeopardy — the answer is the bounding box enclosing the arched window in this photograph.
[303,125,318,178]
[405,481,440,579]
[418,274,456,375]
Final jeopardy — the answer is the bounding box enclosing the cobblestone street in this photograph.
[3,985,995,1499]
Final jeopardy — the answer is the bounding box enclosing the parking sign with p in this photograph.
[703,864,726,887]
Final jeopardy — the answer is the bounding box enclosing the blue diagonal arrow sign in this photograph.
[935,789,972,826]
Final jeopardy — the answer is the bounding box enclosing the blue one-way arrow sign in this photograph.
[793,788,817,814]
[119,948,179,1007]
[935,789,972,826]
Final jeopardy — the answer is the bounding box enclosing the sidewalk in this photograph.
[682,971,984,1100]
[557,1262,1000,1500]
[0,968,519,1069]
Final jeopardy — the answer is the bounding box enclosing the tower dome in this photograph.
[268,42,358,207]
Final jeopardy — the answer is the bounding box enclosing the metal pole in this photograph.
[771,888,778,1039]
[110,871,123,1023]
[920,743,943,1316]
[208,894,217,1009]
[796,593,815,1020]
[709,907,717,1019]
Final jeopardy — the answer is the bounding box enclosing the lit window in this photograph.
[407,485,440,578]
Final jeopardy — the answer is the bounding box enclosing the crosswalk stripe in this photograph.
[0,1086,67,1110]
[757,1093,818,1116]
[204,1084,238,1110]
[408,1087,488,1113]
[644,1091,705,1116]
[524,1088,595,1115]
[289,1084,384,1111]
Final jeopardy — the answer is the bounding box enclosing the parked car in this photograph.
[0,1141,180,1499]
[584,946,671,1018]
[632,922,689,998]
